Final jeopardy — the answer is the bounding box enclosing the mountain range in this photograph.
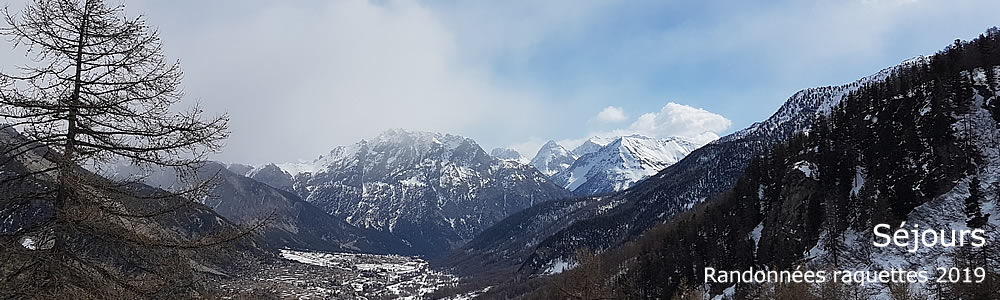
[112,128,702,260]
[525,135,698,196]
[270,129,572,257]
[550,135,699,196]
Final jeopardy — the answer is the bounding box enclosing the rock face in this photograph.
[197,163,413,255]
[529,140,577,176]
[550,135,699,196]
[284,129,572,257]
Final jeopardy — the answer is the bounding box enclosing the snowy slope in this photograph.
[529,140,577,176]
[796,66,1000,298]
[550,135,699,196]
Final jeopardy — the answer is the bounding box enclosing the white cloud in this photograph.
[627,102,731,145]
[596,106,627,123]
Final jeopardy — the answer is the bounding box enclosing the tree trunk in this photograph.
[54,0,89,254]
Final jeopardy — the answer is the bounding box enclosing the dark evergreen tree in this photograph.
[966,176,987,228]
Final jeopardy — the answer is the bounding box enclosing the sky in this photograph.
[3,0,1000,164]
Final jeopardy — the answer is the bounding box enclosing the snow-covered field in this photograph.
[221,249,458,299]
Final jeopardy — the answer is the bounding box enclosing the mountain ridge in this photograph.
[280,129,572,256]
[529,140,577,176]
[551,134,699,196]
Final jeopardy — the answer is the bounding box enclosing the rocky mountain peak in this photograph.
[551,135,699,195]
[490,147,529,164]
[572,136,613,157]
[529,140,577,176]
[247,163,294,191]
[281,130,571,256]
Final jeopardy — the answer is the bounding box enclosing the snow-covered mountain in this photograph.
[490,147,530,165]
[550,135,699,195]
[280,129,571,256]
[571,136,613,157]
[529,140,577,176]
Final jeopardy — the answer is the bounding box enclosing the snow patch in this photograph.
[851,166,866,196]
[750,222,764,251]
[545,258,575,275]
[400,176,427,187]
[278,249,458,299]
[792,160,819,180]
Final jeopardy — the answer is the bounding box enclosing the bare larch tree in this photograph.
[0,0,248,298]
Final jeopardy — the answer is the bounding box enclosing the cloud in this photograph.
[8,0,997,165]
[113,0,576,164]
[627,103,731,145]
[596,106,627,123]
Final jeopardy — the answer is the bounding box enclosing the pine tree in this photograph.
[966,177,987,228]
[0,0,249,297]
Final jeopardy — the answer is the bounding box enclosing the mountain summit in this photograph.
[571,136,614,157]
[490,147,529,165]
[529,140,577,176]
